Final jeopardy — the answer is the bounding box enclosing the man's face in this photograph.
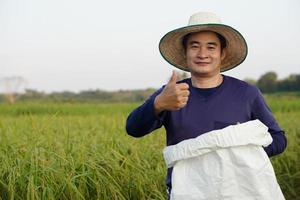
[185,31,226,77]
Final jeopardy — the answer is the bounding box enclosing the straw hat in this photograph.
[159,12,248,72]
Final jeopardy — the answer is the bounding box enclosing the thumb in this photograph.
[167,70,177,85]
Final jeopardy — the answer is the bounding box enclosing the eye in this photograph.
[207,46,216,50]
[190,45,199,49]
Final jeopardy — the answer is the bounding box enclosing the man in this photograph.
[126,12,287,196]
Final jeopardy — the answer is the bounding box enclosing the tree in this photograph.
[0,76,27,103]
[257,72,278,93]
[278,74,300,92]
[244,78,256,85]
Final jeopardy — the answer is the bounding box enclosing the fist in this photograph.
[154,71,190,114]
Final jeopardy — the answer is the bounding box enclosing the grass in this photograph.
[0,94,299,199]
[0,103,166,200]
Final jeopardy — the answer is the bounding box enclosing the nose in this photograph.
[197,47,208,59]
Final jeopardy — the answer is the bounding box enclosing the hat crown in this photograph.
[188,12,222,26]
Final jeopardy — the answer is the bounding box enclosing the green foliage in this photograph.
[257,71,278,93]
[0,94,299,199]
[0,89,156,104]
[244,78,257,85]
[256,72,300,93]
[277,74,300,92]
[1,72,299,104]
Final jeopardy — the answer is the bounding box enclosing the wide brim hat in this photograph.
[159,12,248,72]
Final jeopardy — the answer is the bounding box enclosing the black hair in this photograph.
[182,31,227,52]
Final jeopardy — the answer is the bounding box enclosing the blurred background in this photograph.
[0,0,299,101]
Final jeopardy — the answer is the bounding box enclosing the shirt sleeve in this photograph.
[250,88,287,157]
[126,87,168,137]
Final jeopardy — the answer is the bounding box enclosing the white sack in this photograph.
[163,120,285,200]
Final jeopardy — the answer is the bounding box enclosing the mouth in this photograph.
[194,61,210,66]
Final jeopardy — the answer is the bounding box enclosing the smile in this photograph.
[194,62,210,66]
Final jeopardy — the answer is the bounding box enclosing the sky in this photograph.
[0,0,299,93]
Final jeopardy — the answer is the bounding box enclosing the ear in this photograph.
[221,48,226,61]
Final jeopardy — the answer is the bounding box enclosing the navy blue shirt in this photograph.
[126,75,287,188]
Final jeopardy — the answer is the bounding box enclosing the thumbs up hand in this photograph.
[154,71,190,114]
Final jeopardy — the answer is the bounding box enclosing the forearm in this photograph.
[264,130,287,157]
[126,91,165,137]
[251,88,287,157]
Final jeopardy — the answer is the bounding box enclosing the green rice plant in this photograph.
[0,94,299,199]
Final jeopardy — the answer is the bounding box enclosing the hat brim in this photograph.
[159,24,248,72]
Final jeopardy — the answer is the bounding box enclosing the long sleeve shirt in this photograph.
[126,75,287,188]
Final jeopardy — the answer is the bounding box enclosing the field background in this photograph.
[0,93,299,200]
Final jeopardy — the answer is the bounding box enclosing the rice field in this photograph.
[0,94,299,200]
